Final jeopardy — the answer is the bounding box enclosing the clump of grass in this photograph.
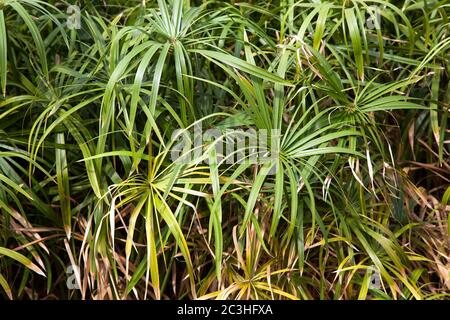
[0,0,448,300]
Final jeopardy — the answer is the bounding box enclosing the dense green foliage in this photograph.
[0,0,449,300]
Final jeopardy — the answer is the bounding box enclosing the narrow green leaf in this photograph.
[55,133,71,238]
[345,8,364,80]
[0,10,7,97]
[0,247,45,277]
[192,49,292,85]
